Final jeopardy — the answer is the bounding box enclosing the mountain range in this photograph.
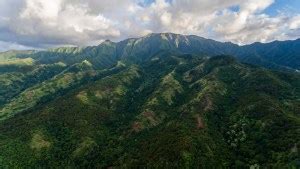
[0,33,299,168]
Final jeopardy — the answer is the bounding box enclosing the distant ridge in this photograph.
[2,33,300,71]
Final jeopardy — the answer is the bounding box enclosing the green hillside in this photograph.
[0,53,299,168]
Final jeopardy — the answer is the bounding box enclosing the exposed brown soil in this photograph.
[196,114,205,129]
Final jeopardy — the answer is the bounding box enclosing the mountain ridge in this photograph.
[2,33,299,71]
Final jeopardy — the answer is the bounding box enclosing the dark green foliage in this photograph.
[0,51,299,168]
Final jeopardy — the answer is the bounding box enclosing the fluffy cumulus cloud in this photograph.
[0,0,300,50]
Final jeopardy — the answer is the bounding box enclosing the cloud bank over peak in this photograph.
[0,0,300,50]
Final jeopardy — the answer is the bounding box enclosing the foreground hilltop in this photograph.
[0,33,299,168]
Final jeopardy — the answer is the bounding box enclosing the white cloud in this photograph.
[289,15,300,30]
[0,0,300,50]
[20,0,62,20]
[210,0,285,43]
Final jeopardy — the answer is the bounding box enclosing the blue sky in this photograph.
[0,0,300,51]
[142,0,300,15]
[265,0,300,16]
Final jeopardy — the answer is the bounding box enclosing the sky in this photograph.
[0,0,300,51]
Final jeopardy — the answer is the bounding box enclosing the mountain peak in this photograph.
[100,39,115,45]
[104,39,112,42]
[146,32,184,38]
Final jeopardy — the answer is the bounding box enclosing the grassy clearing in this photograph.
[0,58,35,66]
